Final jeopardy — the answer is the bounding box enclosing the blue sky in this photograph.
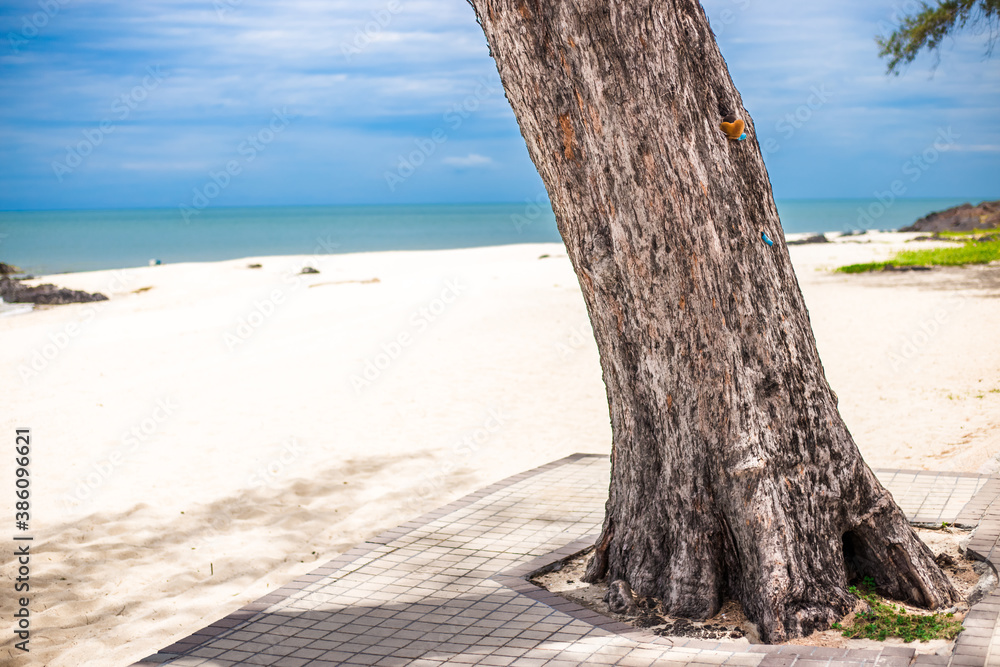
[0,0,997,210]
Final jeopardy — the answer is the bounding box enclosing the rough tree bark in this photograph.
[467,0,957,642]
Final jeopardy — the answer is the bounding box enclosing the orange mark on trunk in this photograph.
[588,104,603,136]
[679,296,686,310]
[517,0,531,20]
[701,181,708,197]
[558,114,575,160]
[720,118,745,140]
[667,394,673,409]
[568,36,576,48]
[559,51,571,76]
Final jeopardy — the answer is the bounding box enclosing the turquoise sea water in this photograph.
[0,198,986,275]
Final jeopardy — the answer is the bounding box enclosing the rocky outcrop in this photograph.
[900,200,1000,232]
[787,234,830,245]
[0,277,108,305]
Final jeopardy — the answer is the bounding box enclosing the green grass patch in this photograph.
[837,241,1000,273]
[936,229,1000,241]
[832,578,963,643]
[837,262,894,274]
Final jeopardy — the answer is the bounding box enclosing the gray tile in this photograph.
[128,458,1000,667]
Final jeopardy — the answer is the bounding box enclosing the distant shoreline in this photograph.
[0,229,956,287]
[0,196,995,215]
[0,198,994,276]
[0,227,961,279]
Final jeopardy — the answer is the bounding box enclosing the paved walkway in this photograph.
[134,456,1000,667]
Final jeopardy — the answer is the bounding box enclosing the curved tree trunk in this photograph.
[468,0,956,642]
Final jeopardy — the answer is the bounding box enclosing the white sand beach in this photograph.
[1,235,998,666]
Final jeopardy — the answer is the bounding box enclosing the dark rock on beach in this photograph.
[300,266,320,274]
[0,276,109,305]
[787,234,830,245]
[0,262,23,276]
[900,200,1000,232]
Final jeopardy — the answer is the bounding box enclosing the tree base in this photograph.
[534,528,976,647]
[582,466,958,643]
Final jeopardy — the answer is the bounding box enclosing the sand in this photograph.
[1,233,998,666]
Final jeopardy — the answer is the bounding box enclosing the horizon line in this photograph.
[1,195,997,215]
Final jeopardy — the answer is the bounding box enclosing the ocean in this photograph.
[0,198,984,276]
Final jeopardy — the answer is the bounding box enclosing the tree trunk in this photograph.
[467,0,957,642]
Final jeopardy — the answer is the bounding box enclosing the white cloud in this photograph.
[120,160,212,170]
[950,144,1000,152]
[1,0,997,207]
[442,153,492,167]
